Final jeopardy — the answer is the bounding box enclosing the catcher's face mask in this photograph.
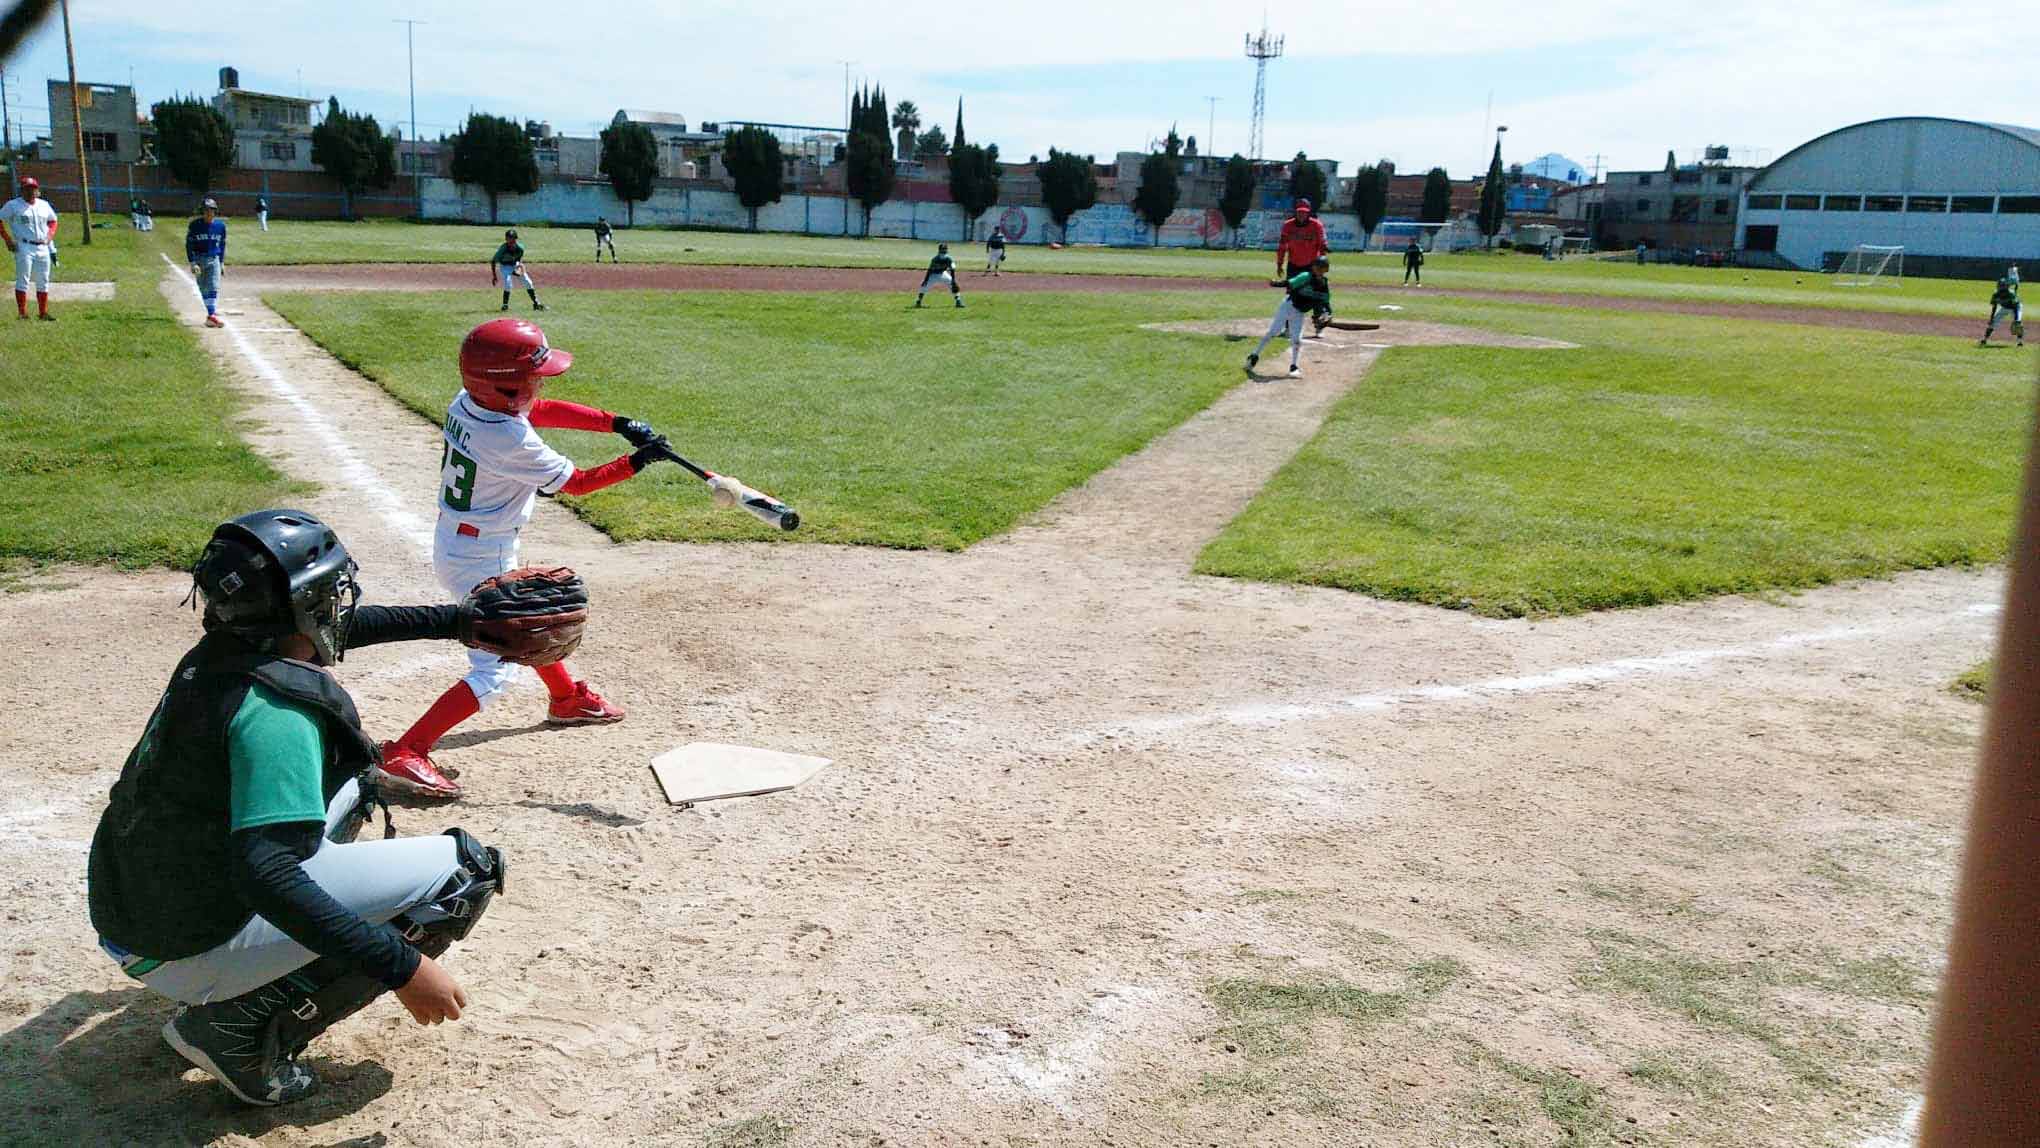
[296,560,361,666]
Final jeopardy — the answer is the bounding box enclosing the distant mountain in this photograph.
[1519,152,1590,184]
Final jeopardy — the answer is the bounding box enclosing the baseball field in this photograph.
[0,220,2025,1146]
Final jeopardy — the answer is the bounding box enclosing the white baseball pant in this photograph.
[13,243,52,293]
[1251,298,1308,365]
[433,520,526,707]
[498,264,535,291]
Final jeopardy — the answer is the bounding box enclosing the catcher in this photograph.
[378,317,672,799]
[88,509,585,1106]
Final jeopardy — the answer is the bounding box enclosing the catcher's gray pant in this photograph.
[107,780,462,1005]
[1252,298,1308,366]
[434,519,527,707]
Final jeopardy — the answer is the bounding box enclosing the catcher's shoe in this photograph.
[547,682,625,726]
[162,1000,318,1107]
[1288,364,1302,378]
[375,741,463,799]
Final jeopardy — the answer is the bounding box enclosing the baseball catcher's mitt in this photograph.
[458,566,589,666]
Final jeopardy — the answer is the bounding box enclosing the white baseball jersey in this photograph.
[2,197,58,246]
[437,390,575,535]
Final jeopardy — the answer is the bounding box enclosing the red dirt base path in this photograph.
[236,262,1981,339]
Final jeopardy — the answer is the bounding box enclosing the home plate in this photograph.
[650,742,830,805]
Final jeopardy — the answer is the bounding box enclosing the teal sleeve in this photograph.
[227,683,329,831]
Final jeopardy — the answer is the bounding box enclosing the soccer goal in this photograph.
[1836,244,1904,287]
[1369,220,1454,253]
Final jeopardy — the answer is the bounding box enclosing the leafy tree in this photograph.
[1352,161,1390,248]
[948,144,1001,239]
[450,112,538,224]
[310,97,396,219]
[1219,154,1256,248]
[1288,150,1328,211]
[721,125,784,231]
[1132,131,1182,246]
[1420,167,1453,223]
[1039,148,1097,245]
[1478,140,1506,247]
[598,120,659,226]
[845,84,895,235]
[915,126,950,158]
[150,96,235,195]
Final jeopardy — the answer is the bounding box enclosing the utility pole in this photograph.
[60,0,93,243]
[837,59,856,130]
[1,66,12,152]
[1205,96,1219,159]
[396,19,425,217]
[1243,23,1283,163]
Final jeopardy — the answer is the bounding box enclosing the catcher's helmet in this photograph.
[191,510,360,665]
[459,317,573,415]
[1313,255,1331,270]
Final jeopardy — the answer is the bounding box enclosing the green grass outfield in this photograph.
[1196,297,2032,616]
[265,289,1249,548]
[230,219,1999,318]
[0,227,298,571]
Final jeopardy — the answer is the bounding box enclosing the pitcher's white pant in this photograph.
[498,264,535,291]
[433,520,525,707]
[1252,298,1307,365]
[258,210,269,231]
[13,243,52,293]
[986,247,1004,271]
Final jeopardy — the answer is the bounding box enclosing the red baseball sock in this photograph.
[13,290,24,317]
[396,681,480,753]
[536,661,578,700]
[36,292,48,317]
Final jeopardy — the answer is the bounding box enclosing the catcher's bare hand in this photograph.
[457,566,589,666]
[394,954,466,1025]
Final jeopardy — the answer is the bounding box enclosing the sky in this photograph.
[4,0,2036,180]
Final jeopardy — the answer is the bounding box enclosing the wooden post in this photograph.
[59,0,93,243]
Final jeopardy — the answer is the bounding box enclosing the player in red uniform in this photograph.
[1275,198,1328,280]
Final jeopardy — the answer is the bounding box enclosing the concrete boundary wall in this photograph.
[420,177,1458,252]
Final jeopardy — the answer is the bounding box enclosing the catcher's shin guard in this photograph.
[394,828,507,958]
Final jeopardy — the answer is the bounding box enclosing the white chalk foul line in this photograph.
[162,255,434,558]
[1080,603,2000,743]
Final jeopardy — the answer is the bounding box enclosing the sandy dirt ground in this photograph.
[229,262,1979,339]
[0,267,1996,1147]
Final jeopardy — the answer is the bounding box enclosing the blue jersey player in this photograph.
[185,198,229,328]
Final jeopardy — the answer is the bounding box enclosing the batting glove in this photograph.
[614,417,662,448]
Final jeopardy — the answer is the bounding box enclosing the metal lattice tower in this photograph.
[1244,24,1284,162]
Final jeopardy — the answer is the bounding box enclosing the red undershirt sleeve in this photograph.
[528,398,617,432]
[558,455,638,496]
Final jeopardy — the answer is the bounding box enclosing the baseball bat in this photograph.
[653,445,800,532]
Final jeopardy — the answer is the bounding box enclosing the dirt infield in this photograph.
[0,268,1984,1146]
[233,262,1978,338]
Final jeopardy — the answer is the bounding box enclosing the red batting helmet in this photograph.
[459,318,573,415]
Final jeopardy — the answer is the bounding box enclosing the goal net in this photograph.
[1835,244,1904,287]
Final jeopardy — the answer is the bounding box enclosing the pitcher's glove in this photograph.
[458,566,589,666]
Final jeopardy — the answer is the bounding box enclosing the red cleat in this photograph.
[204,314,225,328]
[546,682,625,726]
[375,741,463,799]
